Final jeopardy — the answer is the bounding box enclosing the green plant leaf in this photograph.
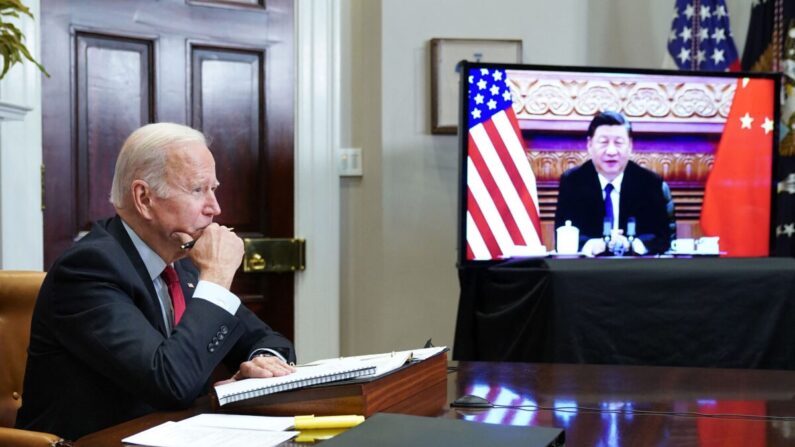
[0,0,32,19]
[0,0,47,78]
[1,55,11,78]
[15,37,46,74]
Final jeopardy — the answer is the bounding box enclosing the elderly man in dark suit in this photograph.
[16,123,296,440]
[554,111,672,256]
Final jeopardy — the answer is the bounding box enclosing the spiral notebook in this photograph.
[214,355,404,406]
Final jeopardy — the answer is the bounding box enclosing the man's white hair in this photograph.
[109,122,207,209]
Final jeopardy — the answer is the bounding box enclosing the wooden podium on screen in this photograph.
[211,351,448,417]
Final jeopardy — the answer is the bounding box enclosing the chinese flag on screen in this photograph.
[700,78,774,257]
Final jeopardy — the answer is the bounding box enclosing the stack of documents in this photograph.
[122,414,298,447]
[214,346,446,406]
[123,413,367,447]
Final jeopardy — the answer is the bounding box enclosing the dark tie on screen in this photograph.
[604,183,614,228]
[161,265,186,325]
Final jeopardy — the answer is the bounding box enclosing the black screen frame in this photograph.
[456,61,781,266]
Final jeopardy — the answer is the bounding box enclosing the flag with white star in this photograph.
[667,0,740,71]
[741,0,795,256]
[700,77,776,256]
[465,67,543,260]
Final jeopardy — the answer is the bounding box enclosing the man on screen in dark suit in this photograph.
[16,123,296,440]
[554,111,672,256]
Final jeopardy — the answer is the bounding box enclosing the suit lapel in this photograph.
[585,161,605,222]
[105,216,169,335]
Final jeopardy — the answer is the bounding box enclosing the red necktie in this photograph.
[161,266,186,325]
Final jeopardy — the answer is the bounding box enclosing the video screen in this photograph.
[458,62,779,262]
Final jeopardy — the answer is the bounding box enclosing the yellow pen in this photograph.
[294,428,348,443]
[294,414,365,430]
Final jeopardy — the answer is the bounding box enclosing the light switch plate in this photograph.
[338,147,363,177]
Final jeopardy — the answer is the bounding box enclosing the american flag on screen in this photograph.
[465,68,542,261]
[667,0,740,71]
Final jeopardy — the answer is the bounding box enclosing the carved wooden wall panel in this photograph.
[507,70,736,125]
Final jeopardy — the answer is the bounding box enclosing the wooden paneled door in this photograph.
[41,0,295,339]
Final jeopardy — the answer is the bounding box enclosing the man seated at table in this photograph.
[15,123,296,440]
[554,111,672,256]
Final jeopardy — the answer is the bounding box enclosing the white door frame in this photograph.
[294,0,342,360]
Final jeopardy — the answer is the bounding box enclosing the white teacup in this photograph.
[671,238,695,253]
[696,236,720,254]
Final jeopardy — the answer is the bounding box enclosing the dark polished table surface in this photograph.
[76,361,795,446]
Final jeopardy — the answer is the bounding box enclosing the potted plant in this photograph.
[0,0,47,78]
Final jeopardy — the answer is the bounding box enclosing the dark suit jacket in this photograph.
[15,216,295,440]
[554,160,671,254]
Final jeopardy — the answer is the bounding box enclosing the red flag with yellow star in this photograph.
[700,77,775,256]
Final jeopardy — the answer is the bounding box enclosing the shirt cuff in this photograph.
[192,280,241,315]
[249,348,287,363]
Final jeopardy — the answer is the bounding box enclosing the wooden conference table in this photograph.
[76,361,795,446]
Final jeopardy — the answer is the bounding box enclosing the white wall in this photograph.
[339,0,755,356]
[341,0,590,355]
[0,0,42,270]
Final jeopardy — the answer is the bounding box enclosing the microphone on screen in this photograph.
[627,217,636,240]
[627,217,637,255]
[597,218,613,257]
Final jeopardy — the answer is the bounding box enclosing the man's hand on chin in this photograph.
[185,223,244,289]
[213,356,296,386]
[169,231,194,254]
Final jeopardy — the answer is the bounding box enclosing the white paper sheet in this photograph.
[176,413,294,431]
[300,346,447,367]
[407,346,447,361]
[122,421,297,447]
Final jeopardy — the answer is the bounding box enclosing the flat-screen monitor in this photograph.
[458,62,779,263]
